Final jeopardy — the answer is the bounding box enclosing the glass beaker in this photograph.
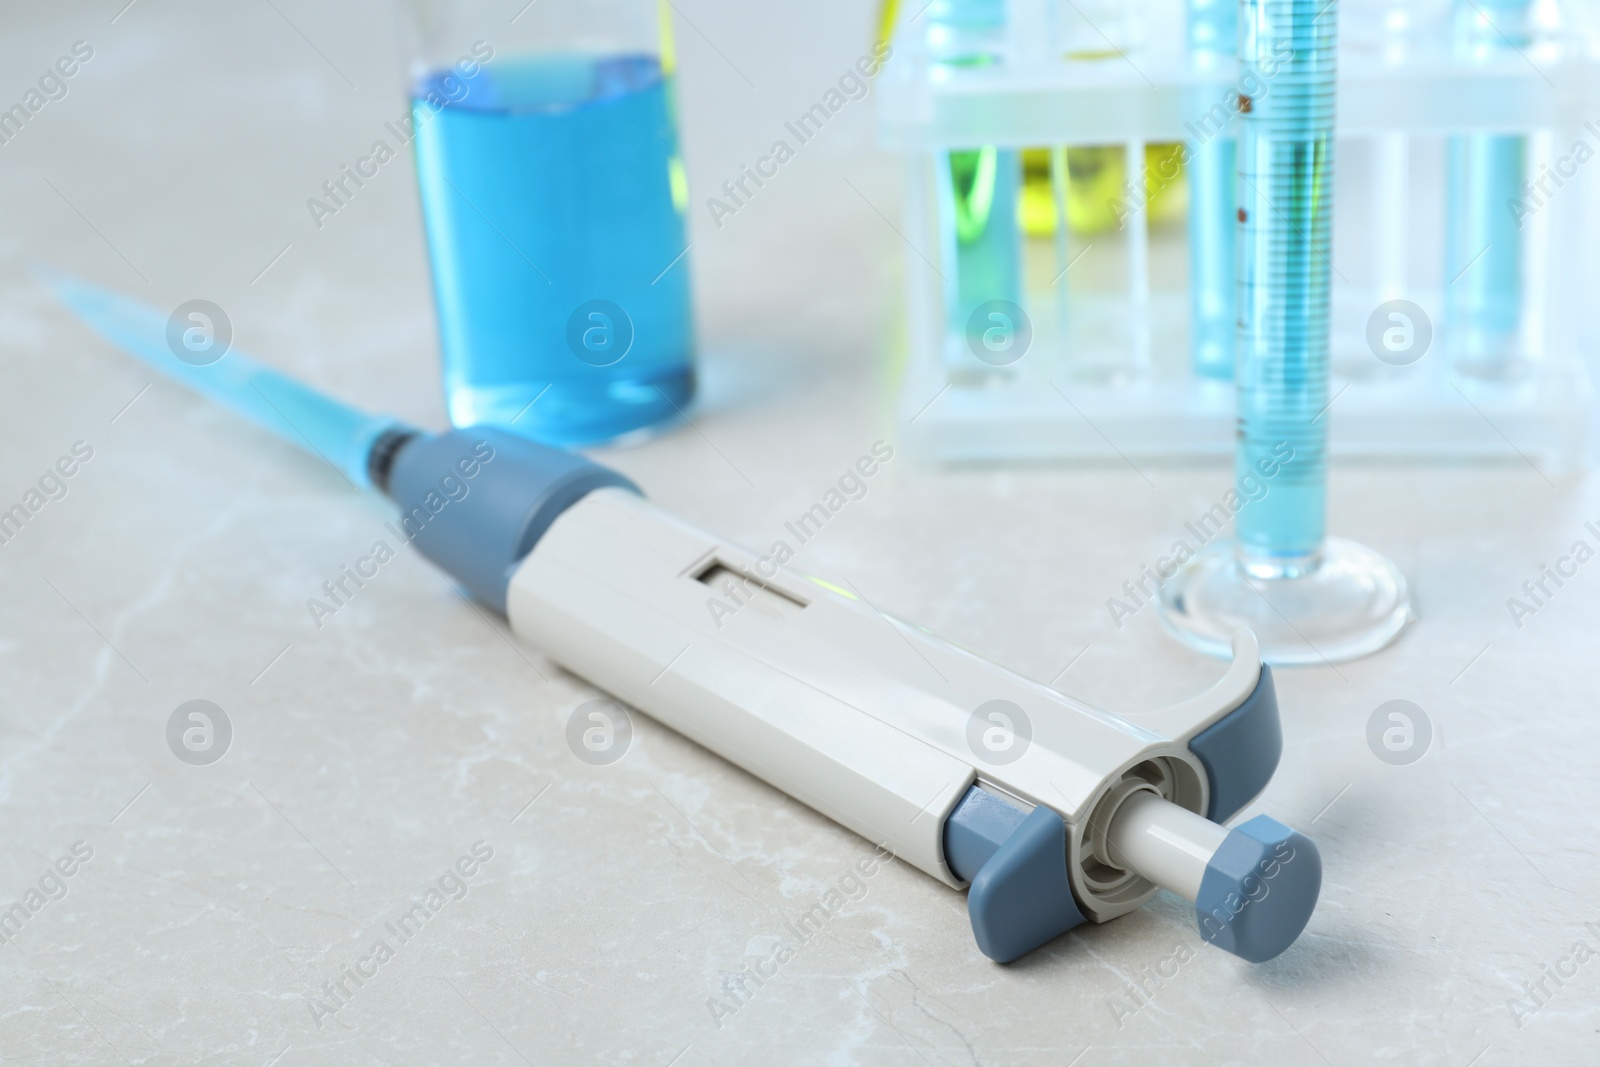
[396,0,696,447]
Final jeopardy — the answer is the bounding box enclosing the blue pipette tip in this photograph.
[48,268,415,491]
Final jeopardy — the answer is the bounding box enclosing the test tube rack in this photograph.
[879,0,1600,469]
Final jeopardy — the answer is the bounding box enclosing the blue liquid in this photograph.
[1444,0,1530,374]
[1234,0,1337,567]
[1187,0,1237,380]
[1189,137,1237,379]
[926,0,1007,65]
[413,54,694,447]
[1445,135,1523,371]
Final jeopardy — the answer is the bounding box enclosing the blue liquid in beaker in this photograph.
[413,54,694,447]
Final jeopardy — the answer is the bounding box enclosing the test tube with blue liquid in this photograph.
[1187,0,1237,381]
[927,0,1025,373]
[399,0,695,447]
[1159,0,1410,666]
[1445,0,1531,378]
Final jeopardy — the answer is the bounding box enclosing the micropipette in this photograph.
[1158,0,1410,666]
[58,274,1321,964]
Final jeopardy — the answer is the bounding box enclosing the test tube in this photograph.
[1444,0,1532,377]
[945,147,1024,351]
[1186,0,1238,380]
[1157,0,1410,665]
[928,0,1024,373]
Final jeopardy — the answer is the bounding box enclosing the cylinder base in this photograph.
[1157,537,1411,666]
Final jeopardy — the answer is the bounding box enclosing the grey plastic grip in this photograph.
[387,428,639,614]
[965,805,1088,963]
[944,785,1088,963]
[1188,666,1282,822]
[944,786,1027,883]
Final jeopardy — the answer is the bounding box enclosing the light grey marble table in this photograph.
[2,2,1596,1064]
